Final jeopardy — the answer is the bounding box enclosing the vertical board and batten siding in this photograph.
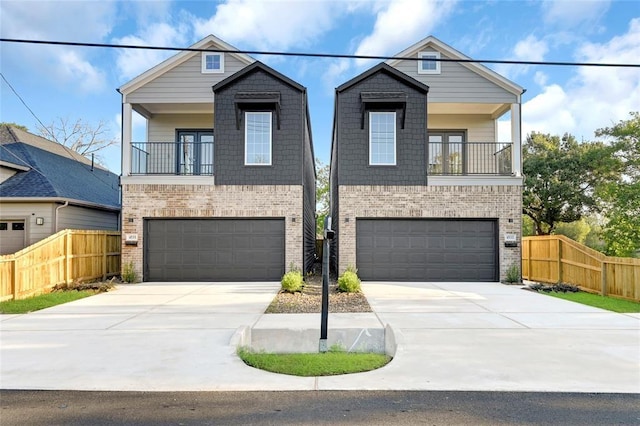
[147,113,214,141]
[428,114,496,141]
[394,51,517,104]
[126,53,249,104]
[0,203,55,246]
[57,205,119,231]
[302,114,317,273]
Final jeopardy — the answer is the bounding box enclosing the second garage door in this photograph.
[145,218,285,282]
[356,219,498,282]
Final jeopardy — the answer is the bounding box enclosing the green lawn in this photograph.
[0,290,97,314]
[545,291,640,313]
[238,347,391,376]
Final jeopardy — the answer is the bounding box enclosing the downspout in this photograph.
[55,201,69,233]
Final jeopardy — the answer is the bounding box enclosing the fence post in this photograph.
[65,231,73,284]
[102,233,107,281]
[557,238,563,284]
[527,239,532,281]
[600,260,607,296]
[10,258,17,300]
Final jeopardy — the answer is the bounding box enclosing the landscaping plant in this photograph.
[338,266,361,293]
[281,270,304,293]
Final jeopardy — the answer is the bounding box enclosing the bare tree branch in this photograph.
[37,117,118,162]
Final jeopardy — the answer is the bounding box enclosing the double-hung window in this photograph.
[245,112,272,165]
[369,112,396,165]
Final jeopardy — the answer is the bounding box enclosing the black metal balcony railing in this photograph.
[428,142,512,176]
[131,141,214,175]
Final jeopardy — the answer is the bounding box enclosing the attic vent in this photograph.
[234,92,281,130]
[360,91,408,129]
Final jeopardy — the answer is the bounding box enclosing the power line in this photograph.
[1,72,54,140]
[1,37,639,68]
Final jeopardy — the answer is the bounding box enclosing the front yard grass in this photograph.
[0,290,97,314]
[544,291,640,313]
[238,347,391,376]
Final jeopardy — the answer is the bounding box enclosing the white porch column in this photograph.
[122,102,132,177]
[510,103,522,177]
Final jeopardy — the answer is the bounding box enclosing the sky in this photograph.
[1,0,639,173]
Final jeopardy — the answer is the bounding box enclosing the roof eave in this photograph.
[0,197,120,212]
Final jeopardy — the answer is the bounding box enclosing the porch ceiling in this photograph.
[132,102,214,117]
[429,102,510,118]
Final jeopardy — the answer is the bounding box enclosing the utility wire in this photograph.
[1,38,639,68]
[1,72,55,140]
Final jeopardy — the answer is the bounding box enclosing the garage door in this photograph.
[356,219,497,281]
[145,219,285,282]
[0,220,26,255]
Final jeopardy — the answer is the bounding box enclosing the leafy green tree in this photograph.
[315,158,330,235]
[0,122,28,131]
[595,112,640,257]
[523,132,622,235]
[555,218,591,244]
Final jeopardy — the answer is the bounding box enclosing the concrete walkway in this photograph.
[1,281,638,392]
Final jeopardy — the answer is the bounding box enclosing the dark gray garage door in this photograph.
[145,219,285,282]
[356,219,497,281]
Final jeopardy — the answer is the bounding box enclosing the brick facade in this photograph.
[337,185,522,281]
[121,184,303,280]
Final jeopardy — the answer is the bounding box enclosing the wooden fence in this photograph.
[0,230,121,301]
[522,235,640,301]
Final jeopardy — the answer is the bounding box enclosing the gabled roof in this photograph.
[386,35,524,96]
[336,63,430,94]
[212,61,306,93]
[118,34,255,95]
[0,126,120,210]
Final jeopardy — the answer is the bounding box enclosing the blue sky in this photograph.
[1,0,639,173]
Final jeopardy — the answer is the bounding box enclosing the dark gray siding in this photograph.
[214,69,304,185]
[329,116,339,274]
[302,110,316,274]
[337,72,428,185]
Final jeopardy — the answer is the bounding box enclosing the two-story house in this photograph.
[119,35,316,282]
[330,36,524,282]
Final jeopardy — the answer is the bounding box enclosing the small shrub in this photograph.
[338,270,361,293]
[121,261,138,283]
[505,264,520,283]
[281,270,303,293]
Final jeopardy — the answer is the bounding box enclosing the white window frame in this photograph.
[418,51,441,74]
[201,52,224,74]
[369,111,396,166]
[244,111,272,166]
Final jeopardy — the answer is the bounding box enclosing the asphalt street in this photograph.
[1,390,638,425]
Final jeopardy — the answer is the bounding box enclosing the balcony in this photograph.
[428,142,512,176]
[131,141,214,176]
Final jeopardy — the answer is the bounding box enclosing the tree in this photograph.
[595,112,640,257]
[36,117,117,161]
[522,132,622,235]
[315,158,330,235]
[0,122,28,131]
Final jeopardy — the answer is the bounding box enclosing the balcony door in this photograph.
[428,131,465,175]
[177,130,213,175]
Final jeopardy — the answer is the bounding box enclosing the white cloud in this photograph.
[521,18,640,140]
[533,71,549,87]
[193,0,348,51]
[0,0,116,93]
[495,34,549,79]
[113,22,190,81]
[542,0,610,28]
[354,0,457,64]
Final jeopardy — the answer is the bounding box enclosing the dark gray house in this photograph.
[0,125,120,255]
[119,36,315,282]
[330,36,524,283]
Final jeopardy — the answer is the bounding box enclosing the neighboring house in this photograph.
[330,36,524,282]
[0,125,120,255]
[119,35,316,282]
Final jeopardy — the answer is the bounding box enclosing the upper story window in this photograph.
[369,112,396,166]
[245,112,272,165]
[202,52,224,73]
[418,51,441,74]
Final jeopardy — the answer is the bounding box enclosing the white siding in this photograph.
[148,114,214,141]
[57,205,119,231]
[0,202,55,246]
[0,167,17,183]
[428,114,496,141]
[127,53,248,104]
[394,50,517,104]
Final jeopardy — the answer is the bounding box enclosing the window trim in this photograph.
[418,51,441,75]
[244,111,273,166]
[201,52,224,74]
[369,111,397,166]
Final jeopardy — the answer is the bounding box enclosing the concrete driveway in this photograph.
[1,281,638,392]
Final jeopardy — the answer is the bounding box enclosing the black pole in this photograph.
[319,216,332,352]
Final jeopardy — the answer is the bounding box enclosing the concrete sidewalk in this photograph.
[1,281,638,392]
